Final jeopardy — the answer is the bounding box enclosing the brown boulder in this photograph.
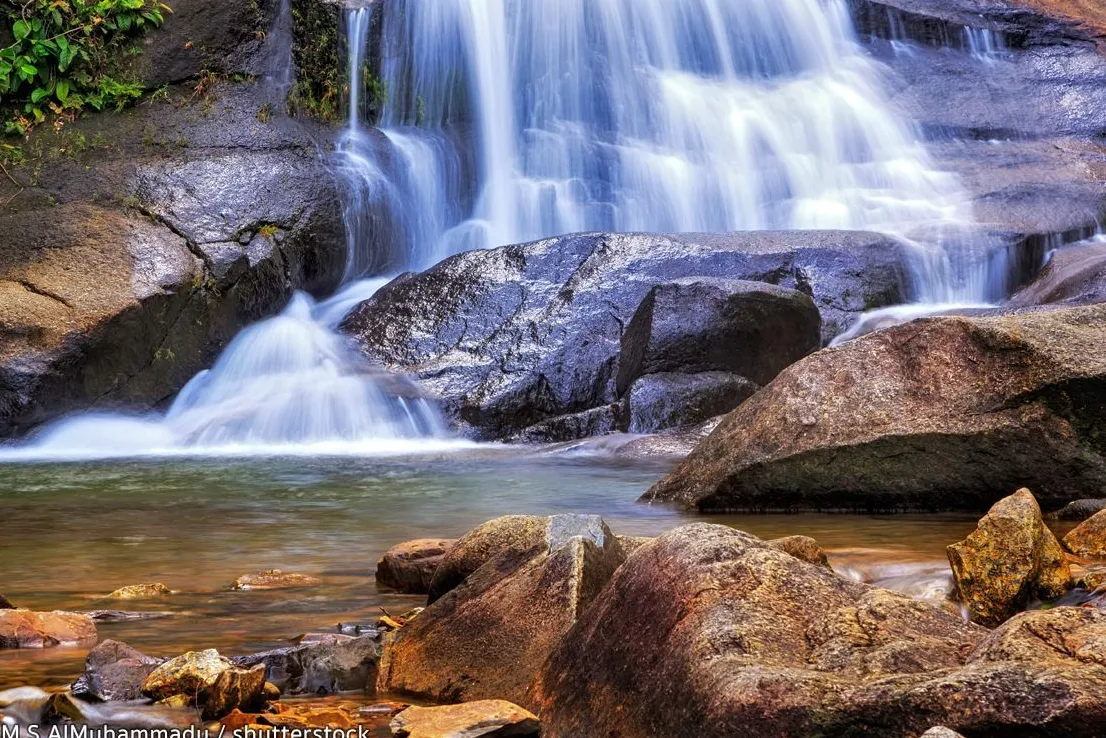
[142,648,264,718]
[232,570,321,591]
[1064,509,1106,557]
[377,539,457,595]
[0,610,97,649]
[390,700,539,738]
[646,305,1106,512]
[427,516,549,603]
[535,524,1106,737]
[72,639,164,702]
[1008,240,1106,309]
[379,515,625,708]
[948,489,1071,626]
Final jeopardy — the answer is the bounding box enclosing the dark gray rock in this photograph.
[0,593,13,609]
[0,83,345,437]
[72,640,165,702]
[343,231,907,441]
[616,278,821,393]
[1050,498,1106,520]
[233,634,381,695]
[626,372,757,434]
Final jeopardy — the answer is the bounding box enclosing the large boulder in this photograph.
[646,304,1106,512]
[534,524,1106,737]
[0,610,97,649]
[616,278,820,391]
[233,634,381,695]
[377,539,457,595]
[72,640,165,702]
[0,81,345,438]
[1009,240,1106,309]
[342,231,906,441]
[1063,509,1106,557]
[378,515,626,708]
[427,516,550,604]
[947,489,1071,626]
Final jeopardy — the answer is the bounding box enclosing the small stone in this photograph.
[106,583,172,599]
[262,682,281,702]
[72,639,164,701]
[390,700,540,738]
[0,686,49,709]
[376,539,457,594]
[922,729,966,738]
[0,610,97,649]
[142,649,235,702]
[768,535,831,568]
[233,634,380,695]
[1064,509,1106,558]
[202,663,266,720]
[232,570,321,591]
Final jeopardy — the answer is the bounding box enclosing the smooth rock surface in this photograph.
[625,372,758,434]
[377,540,457,595]
[948,489,1071,625]
[379,515,625,708]
[390,701,540,738]
[343,231,906,441]
[535,524,1106,737]
[0,610,97,649]
[647,304,1106,512]
[427,516,550,604]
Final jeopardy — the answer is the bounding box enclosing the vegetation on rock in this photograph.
[1,0,168,136]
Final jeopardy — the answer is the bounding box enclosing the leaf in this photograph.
[12,20,31,40]
[30,87,48,103]
[55,79,70,102]
[19,64,37,77]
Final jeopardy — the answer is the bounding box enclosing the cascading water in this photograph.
[373,0,1004,305]
[0,8,454,461]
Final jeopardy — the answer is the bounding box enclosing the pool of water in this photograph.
[0,448,1002,689]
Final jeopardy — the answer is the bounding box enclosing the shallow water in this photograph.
[0,450,1041,689]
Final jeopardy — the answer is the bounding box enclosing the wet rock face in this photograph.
[343,231,905,441]
[0,610,97,649]
[72,640,164,702]
[390,700,540,738]
[646,304,1106,512]
[1063,509,1106,557]
[535,524,1106,738]
[234,634,381,695]
[0,82,345,438]
[379,515,626,708]
[376,539,457,595]
[617,279,821,392]
[1009,241,1106,309]
[947,489,1071,626]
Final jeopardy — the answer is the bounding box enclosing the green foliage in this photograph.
[1,0,169,134]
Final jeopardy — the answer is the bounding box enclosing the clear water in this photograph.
[0,453,992,689]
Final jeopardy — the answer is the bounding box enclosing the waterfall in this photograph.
[372,0,1008,305]
[0,7,454,461]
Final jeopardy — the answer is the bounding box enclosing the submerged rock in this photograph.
[232,569,321,591]
[72,640,164,702]
[0,610,97,649]
[379,515,626,708]
[390,700,540,738]
[0,593,13,609]
[106,583,172,599]
[1063,509,1106,557]
[377,539,457,595]
[534,524,1106,737]
[233,634,381,695]
[1050,498,1106,521]
[646,304,1106,512]
[343,231,905,441]
[947,489,1071,626]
